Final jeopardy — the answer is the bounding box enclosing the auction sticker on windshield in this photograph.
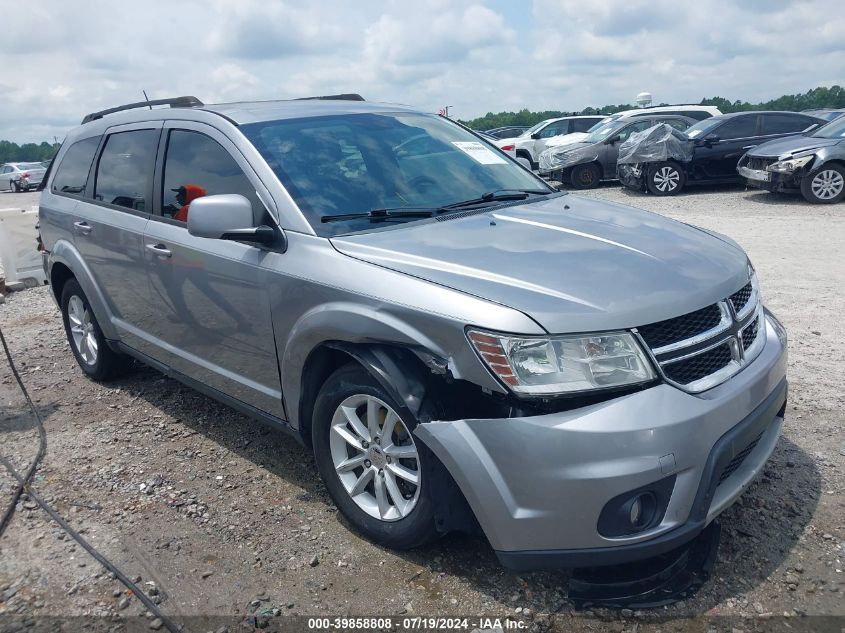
[451,141,508,165]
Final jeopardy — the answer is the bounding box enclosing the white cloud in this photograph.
[0,0,842,143]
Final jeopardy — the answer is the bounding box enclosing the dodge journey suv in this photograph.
[39,95,787,570]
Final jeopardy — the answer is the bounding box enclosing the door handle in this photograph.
[73,221,92,235]
[145,243,172,258]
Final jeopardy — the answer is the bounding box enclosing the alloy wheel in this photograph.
[68,295,98,365]
[329,394,421,521]
[653,166,680,192]
[810,169,844,200]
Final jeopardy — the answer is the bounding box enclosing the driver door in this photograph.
[142,121,284,417]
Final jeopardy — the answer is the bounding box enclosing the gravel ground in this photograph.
[1,186,844,631]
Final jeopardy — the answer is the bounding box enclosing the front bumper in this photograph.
[738,165,801,193]
[414,313,787,570]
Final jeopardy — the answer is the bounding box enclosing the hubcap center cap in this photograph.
[368,446,386,469]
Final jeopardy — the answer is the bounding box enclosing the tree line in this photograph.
[462,85,845,131]
[0,140,61,165]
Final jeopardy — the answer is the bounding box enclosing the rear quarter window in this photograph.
[760,114,818,135]
[51,136,101,197]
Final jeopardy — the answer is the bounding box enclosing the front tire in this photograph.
[646,161,686,196]
[60,279,128,381]
[312,364,439,550]
[801,164,845,204]
[570,163,601,189]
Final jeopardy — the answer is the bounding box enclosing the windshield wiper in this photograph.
[321,207,439,223]
[439,188,554,211]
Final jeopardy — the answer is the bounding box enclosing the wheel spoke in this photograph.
[87,334,98,357]
[335,454,367,473]
[332,424,366,452]
[366,398,382,440]
[384,442,418,459]
[340,405,369,442]
[349,468,374,496]
[374,472,391,518]
[387,462,419,485]
[384,470,408,517]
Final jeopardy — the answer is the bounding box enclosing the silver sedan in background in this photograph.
[1,162,47,192]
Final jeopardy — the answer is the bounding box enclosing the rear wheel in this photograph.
[60,279,129,381]
[9,179,18,192]
[570,163,601,189]
[646,161,686,196]
[312,364,439,549]
[801,164,845,204]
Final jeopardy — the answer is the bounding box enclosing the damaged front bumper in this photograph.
[414,314,787,571]
[738,165,803,193]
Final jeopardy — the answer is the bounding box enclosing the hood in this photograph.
[331,195,750,333]
[546,132,589,148]
[539,142,597,171]
[748,135,843,158]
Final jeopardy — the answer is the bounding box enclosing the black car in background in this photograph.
[619,111,827,195]
[483,126,529,139]
[738,114,845,204]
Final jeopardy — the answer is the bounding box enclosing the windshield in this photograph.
[242,112,551,236]
[811,116,845,139]
[583,120,628,144]
[685,117,723,139]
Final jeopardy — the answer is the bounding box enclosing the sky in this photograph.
[1,0,843,143]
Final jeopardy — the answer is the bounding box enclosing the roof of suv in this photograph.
[203,99,419,125]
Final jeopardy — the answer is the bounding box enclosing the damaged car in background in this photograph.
[617,111,827,196]
[738,113,845,204]
[537,115,694,188]
[39,96,787,600]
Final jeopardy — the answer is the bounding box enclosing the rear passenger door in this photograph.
[694,115,759,180]
[758,113,819,142]
[142,121,284,418]
[69,124,160,352]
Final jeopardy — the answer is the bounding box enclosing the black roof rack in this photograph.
[294,93,365,102]
[81,96,204,124]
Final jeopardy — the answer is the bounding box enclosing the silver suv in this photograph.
[39,95,788,570]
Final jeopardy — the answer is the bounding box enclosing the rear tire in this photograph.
[801,164,845,204]
[312,364,439,550]
[60,279,129,381]
[646,161,686,196]
[10,180,19,192]
[570,163,601,189]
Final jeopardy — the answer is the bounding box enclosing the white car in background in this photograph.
[1,162,47,192]
[476,131,533,169]
[546,105,723,150]
[495,116,605,169]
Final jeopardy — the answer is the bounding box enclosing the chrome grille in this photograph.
[663,342,733,385]
[637,304,722,350]
[636,274,764,393]
[730,282,753,316]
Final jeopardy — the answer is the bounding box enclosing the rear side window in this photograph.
[94,129,159,211]
[715,115,758,139]
[51,137,100,196]
[659,118,692,131]
[571,118,599,133]
[760,114,817,135]
[538,121,570,138]
[161,130,263,224]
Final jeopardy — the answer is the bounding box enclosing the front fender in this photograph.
[48,239,119,340]
[280,301,454,430]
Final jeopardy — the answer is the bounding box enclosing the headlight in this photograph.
[467,329,656,395]
[766,155,814,173]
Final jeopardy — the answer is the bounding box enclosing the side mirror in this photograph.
[605,135,621,145]
[702,134,720,146]
[187,194,277,245]
[530,132,541,140]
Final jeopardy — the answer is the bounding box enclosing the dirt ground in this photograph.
[0,185,843,631]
